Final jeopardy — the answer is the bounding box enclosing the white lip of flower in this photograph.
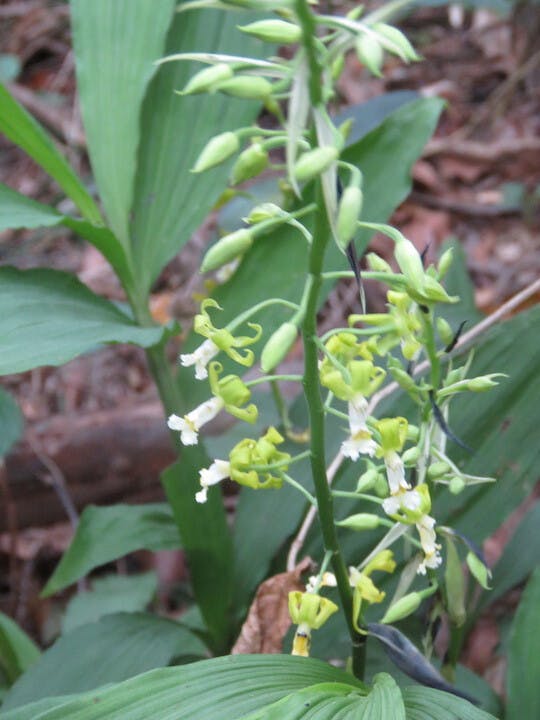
[416,514,442,574]
[341,394,377,460]
[195,459,231,504]
[180,338,219,381]
[167,396,224,446]
[382,488,422,515]
[215,257,240,284]
[384,450,411,495]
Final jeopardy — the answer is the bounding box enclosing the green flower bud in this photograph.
[466,375,503,392]
[260,321,298,373]
[436,317,454,346]
[356,33,384,77]
[388,365,417,392]
[337,513,381,531]
[394,238,426,293]
[192,131,239,173]
[421,275,458,304]
[201,228,253,273]
[449,476,465,495]
[245,202,283,224]
[402,446,421,465]
[372,23,420,62]
[466,551,491,590]
[444,536,466,627]
[437,246,454,278]
[406,424,420,442]
[427,461,451,480]
[294,146,339,183]
[336,186,363,250]
[381,591,423,624]
[238,19,301,44]
[374,473,389,498]
[230,143,269,185]
[331,53,345,81]
[216,75,273,100]
[356,467,379,492]
[445,368,464,385]
[180,63,233,95]
[366,252,393,274]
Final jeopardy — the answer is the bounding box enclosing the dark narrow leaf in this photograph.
[429,391,472,452]
[444,320,467,353]
[367,623,477,704]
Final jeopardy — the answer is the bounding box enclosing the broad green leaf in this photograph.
[478,501,540,611]
[245,674,404,719]
[1,655,495,720]
[0,387,23,458]
[70,0,176,247]
[506,566,540,720]
[0,84,100,223]
[0,612,40,685]
[162,455,234,653]
[2,655,365,719]
[402,686,497,720]
[61,572,158,633]
[0,267,165,375]
[130,6,262,296]
[0,183,131,282]
[43,503,179,596]
[2,613,207,711]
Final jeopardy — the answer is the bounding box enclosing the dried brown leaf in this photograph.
[232,557,312,655]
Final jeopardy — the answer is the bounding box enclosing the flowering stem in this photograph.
[281,473,317,506]
[332,490,384,505]
[245,374,303,387]
[227,298,300,333]
[270,379,295,435]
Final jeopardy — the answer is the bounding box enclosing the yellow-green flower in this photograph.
[181,298,261,380]
[375,417,410,495]
[229,427,290,491]
[288,591,338,657]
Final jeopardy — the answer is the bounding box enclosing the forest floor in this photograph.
[0,0,539,694]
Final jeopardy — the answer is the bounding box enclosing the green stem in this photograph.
[270,379,294,434]
[332,491,384,505]
[281,473,317,506]
[420,310,441,390]
[227,298,300,333]
[246,374,303,387]
[295,0,365,677]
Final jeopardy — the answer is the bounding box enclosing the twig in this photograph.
[286,278,540,565]
[26,432,79,530]
[409,191,520,218]
[423,136,540,161]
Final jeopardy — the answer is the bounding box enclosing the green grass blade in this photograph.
[0,84,100,223]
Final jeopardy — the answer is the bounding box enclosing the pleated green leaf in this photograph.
[162,455,234,653]
[506,566,540,720]
[0,267,165,375]
[0,84,100,223]
[2,613,207,711]
[0,183,130,282]
[70,0,176,247]
[1,656,496,720]
[61,573,158,633]
[129,7,261,296]
[43,504,179,596]
[0,612,40,685]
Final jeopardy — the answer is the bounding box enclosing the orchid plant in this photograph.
[165,0,500,688]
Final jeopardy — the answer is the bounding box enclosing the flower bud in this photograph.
[374,473,389,498]
[388,365,417,393]
[406,424,420,442]
[200,228,253,273]
[466,375,503,392]
[466,551,491,590]
[437,247,454,278]
[381,591,423,624]
[230,143,269,185]
[422,275,458,304]
[366,252,393,274]
[356,467,379,492]
[331,54,345,80]
[216,76,273,100]
[355,33,384,77]
[394,239,425,293]
[427,461,451,480]
[260,322,298,373]
[436,317,454,346]
[337,513,381,531]
[449,476,465,495]
[238,19,301,44]
[180,63,233,95]
[192,131,239,173]
[336,186,363,251]
[245,202,283,225]
[372,23,420,62]
[402,447,421,465]
[294,146,339,183]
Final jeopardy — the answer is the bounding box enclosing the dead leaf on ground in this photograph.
[232,557,312,655]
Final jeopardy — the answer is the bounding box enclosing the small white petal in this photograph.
[195,489,208,504]
[385,451,410,495]
[180,339,219,381]
[382,496,400,515]
[342,434,377,460]
[170,397,224,446]
[167,414,184,431]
